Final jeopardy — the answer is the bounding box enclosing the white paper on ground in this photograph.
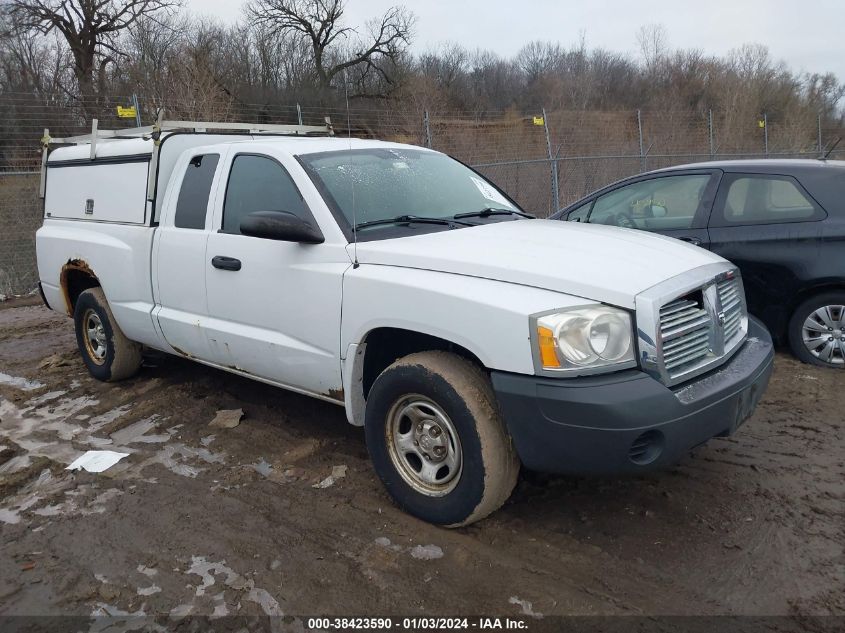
[66,451,129,473]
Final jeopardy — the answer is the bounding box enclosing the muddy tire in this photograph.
[364,351,520,527]
[788,292,845,369]
[73,287,142,382]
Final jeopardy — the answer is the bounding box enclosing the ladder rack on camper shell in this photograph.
[39,113,334,199]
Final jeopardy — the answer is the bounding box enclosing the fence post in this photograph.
[818,114,823,158]
[763,113,769,156]
[637,109,646,172]
[542,107,560,212]
[132,94,141,127]
[296,103,303,126]
[708,109,714,159]
[423,110,432,148]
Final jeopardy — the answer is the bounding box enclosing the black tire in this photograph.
[364,351,520,527]
[788,292,845,369]
[73,287,142,382]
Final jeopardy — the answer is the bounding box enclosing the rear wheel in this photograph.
[73,287,142,381]
[364,351,519,527]
[788,292,845,368]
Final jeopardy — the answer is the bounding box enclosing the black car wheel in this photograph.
[788,292,845,368]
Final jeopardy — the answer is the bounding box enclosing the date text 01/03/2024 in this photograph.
[304,617,530,630]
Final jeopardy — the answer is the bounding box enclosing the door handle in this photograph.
[679,236,702,246]
[211,256,242,271]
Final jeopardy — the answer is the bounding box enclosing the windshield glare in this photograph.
[299,148,518,229]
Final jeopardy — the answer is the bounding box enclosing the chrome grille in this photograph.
[659,294,712,377]
[717,277,743,344]
[636,264,749,388]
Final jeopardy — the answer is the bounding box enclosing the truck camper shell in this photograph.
[40,114,334,225]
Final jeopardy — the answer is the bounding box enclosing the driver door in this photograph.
[571,171,720,249]
[202,151,348,398]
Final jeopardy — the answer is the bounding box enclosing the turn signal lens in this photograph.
[537,326,561,368]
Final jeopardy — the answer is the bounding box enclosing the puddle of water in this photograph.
[0,398,133,469]
[26,390,67,406]
[251,458,273,477]
[138,444,226,479]
[375,537,444,561]
[110,416,170,446]
[0,454,31,474]
[0,373,45,391]
[187,556,249,597]
[410,544,444,560]
[509,596,543,619]
[184,556,284,617]
[247,587,283,616]
[136,585,161,596]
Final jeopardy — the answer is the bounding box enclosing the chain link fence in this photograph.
[1,92,843,295]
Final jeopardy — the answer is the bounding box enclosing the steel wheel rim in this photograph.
[83,309,108,365]
[802,304,845,366]
[385,395,463,497]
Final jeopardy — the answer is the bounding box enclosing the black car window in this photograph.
[174,154,220,230]
[715,174,825,226]
[587,174,710,230]
[223,154,309,234]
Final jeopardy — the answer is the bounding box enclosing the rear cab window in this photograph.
[713,174,826,226]
[174,154,220,229]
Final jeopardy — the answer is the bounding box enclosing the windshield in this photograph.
[298,148,520,231]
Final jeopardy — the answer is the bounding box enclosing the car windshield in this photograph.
[298,148,521,232]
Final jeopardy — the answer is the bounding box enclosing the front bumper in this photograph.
[491,316,774,475]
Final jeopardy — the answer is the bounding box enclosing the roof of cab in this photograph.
[47,134,432,163]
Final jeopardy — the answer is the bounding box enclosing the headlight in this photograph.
[533,306,636,375]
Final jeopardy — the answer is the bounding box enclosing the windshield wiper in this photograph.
[452,207,535,220]
[354,214,474,231]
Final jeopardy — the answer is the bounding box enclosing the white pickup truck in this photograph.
[35,120,774,526]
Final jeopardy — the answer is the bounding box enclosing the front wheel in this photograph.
[73,287,142,381]
[788,292,845,368]
[364,351,519,527]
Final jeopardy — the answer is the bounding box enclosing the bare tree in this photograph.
[248,0,414,97]
[5,0,183,99]
[637,23,668,76]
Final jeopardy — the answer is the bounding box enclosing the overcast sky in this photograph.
[185,0,844,81]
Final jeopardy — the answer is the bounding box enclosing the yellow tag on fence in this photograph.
[117,106,137,119]
[533,116,545,126]
[758,119,766,128]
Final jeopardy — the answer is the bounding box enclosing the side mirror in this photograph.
[240,211,324,244]
[651,204,668,218]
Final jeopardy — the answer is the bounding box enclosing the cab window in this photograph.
[587,174,711,230]
[222,155,309,234]
[174,154,220,229]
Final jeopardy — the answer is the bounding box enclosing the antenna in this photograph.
[822,137,841,160]
[344,70,359,269]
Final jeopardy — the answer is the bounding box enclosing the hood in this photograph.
[352,219,727,309]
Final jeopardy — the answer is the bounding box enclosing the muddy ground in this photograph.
[0,304,842,625]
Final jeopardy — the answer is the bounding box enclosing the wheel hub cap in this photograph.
[386,396,463,497]
[83,309,107,365]
[802,305,845,365]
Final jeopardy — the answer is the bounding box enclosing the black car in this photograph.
[552,159,845,368]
